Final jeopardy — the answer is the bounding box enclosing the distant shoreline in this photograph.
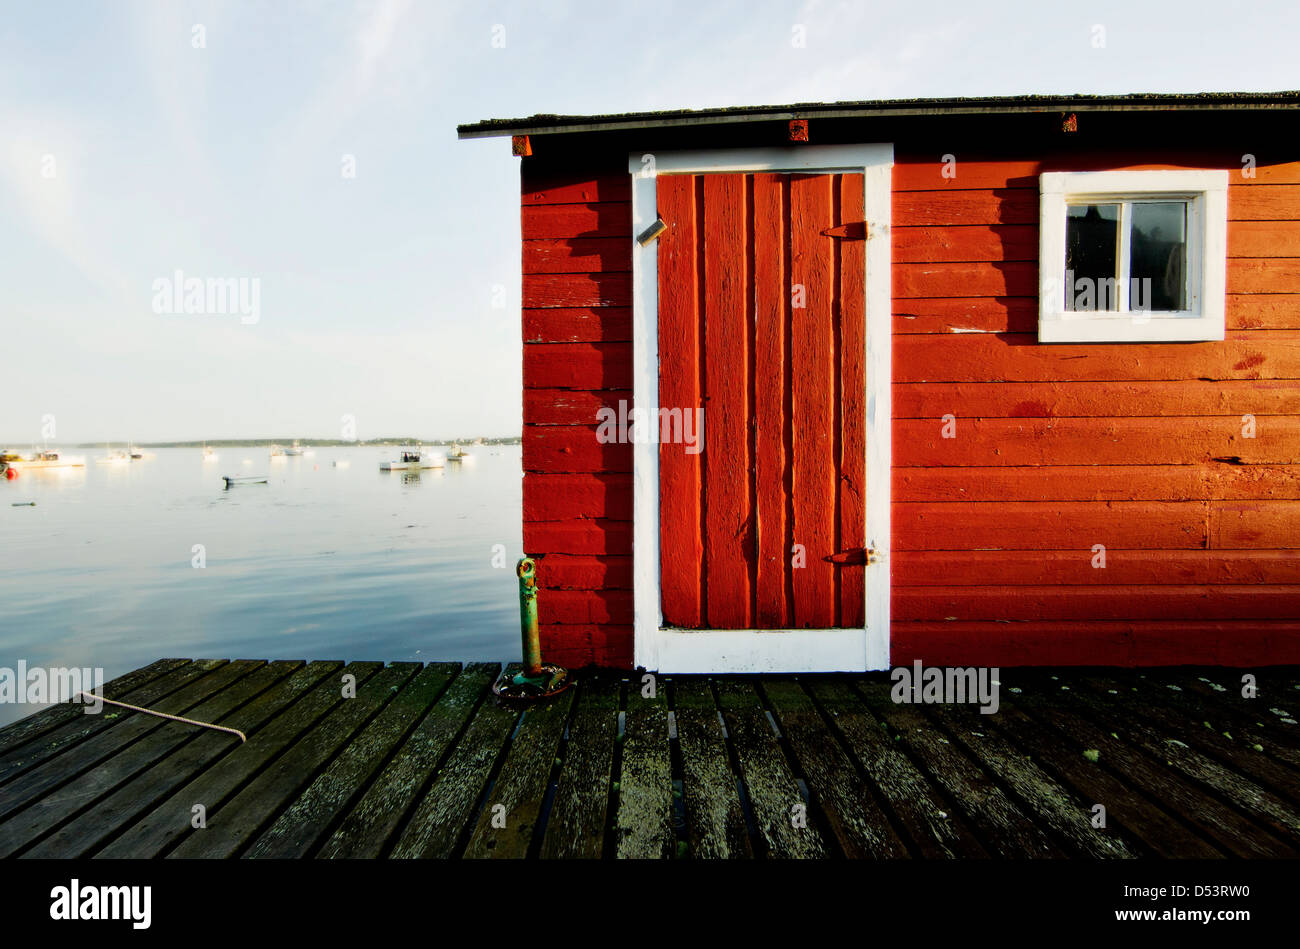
[55,437,522,449]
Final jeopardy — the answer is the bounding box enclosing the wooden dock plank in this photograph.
[318,663,499,859]
[982,695,1222,859]
[714,678,828,858]
[1045,675,1300,848]
[95,662,383,859]
[244,663,460,858]
[614,676,675,858]
[22,661,340,859]
[0,659,241,824]
[855,681,1064,858]
[672,677,751,859]
[803,678,987,858]
[167,663,421,858]
[0,659,223,788]
[0,659,189,757]
[463,684,577,859]
[1170,673,1300,771]
[925,702,1139,859]
[1013,675,1299,858]
[389,666,522,859]
[539,674,619,859]
[760,678,908,857]
[0,660,1293,860]
[1,660,295,858]
[1077,673,1300,807]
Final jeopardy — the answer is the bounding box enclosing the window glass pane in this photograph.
[1065,203,1119,311]
[1129,201,1187,311]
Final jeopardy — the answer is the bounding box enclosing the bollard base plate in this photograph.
[492,663,572,702]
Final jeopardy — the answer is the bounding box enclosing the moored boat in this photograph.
[380,446,445,470]
[7,449,86,469]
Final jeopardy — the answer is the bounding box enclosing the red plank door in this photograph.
[656,171,870,667]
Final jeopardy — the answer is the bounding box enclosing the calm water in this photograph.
[0,446,522,725]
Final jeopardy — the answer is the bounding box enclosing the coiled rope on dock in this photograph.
[76,692,247,742]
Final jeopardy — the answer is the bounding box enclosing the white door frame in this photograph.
[629,143,894,673]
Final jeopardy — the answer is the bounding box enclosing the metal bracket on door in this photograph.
[824,546,879,566]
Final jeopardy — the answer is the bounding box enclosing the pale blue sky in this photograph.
[1,0,1296,442]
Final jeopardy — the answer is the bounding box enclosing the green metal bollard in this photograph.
[518,557,542,677]
[493,556,571,700]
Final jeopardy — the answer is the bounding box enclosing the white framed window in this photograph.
[1038,169,1228,342]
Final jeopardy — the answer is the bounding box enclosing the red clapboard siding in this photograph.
[522,272,631,308]
[893,295,1300,333]
[535,554,633,590]
[893,226,1039,263]
[523,425,631,473]
[1211,500,1300,547]
[523,239,631,274]
[524,389,631,426]
[524,308,632,343]
[543,590,634,625]
[893,549,1300,585]
[1231,186,1300,221]
[521,203,631,239]
[542,625,632,670]
[892,155,1300,191]
[524,342,632,389]
[894,261,1035,298]
[893,501,1210,550]
[524,519,632,556]
[894,334,1300,382]
[893,379,1300,418]
[894,190,1038,227]
[522,474,633,521]
[896,586,1300,621]
[893,465,1300,502]
[521,168,631,205]
[1227,259,1300,293]
[891,621,1300,667]
[893,259,1300,298]
[893,417,1300,466]
[893,222,1300,262]
[892,186,1300,226]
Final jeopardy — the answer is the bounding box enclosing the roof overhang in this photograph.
[458,91,1300,140]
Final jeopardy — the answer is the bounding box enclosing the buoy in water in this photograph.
[4,468,17,480]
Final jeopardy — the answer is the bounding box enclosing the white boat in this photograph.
[269,444,286,458]
[284,441,304,456]
[380,446,445,470]
[203,444,219,463]
[223,474,268,487]
[8,449,86,469]
[446,444,469,462]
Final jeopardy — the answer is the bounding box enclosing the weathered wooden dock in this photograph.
[1,659,1298,858]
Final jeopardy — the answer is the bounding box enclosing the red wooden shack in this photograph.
[459,92,1300,673]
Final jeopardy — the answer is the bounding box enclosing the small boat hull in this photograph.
[223,475,268,487]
